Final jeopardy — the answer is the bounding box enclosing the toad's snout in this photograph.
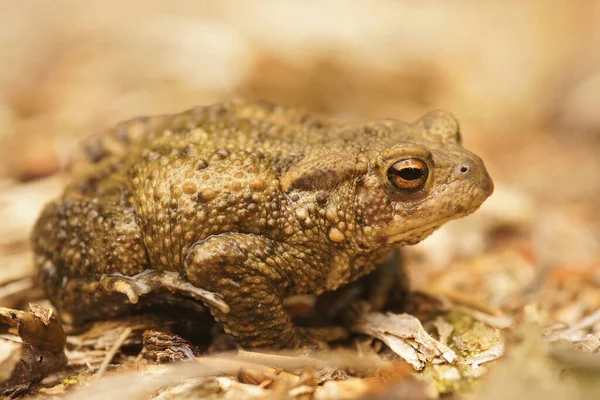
[480,169,494,197]
[454,158,494,199]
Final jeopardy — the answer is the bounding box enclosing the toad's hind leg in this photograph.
[32,196,150,324]
[183,233,345,349]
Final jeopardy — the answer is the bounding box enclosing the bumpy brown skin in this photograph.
[32,101,493,349]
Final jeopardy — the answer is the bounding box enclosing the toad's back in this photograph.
[32,101,336,321]
[115,102,335,271]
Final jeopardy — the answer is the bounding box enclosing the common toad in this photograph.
[32,101,493,348]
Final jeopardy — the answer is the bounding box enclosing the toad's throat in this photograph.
[383,204,482,245]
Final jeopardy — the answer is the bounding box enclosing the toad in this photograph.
[32,101,493,348]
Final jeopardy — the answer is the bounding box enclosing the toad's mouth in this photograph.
[383,204,482,245]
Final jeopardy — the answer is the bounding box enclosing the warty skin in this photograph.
[32,101,493,348]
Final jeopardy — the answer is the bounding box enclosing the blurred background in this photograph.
[1,0,599,326]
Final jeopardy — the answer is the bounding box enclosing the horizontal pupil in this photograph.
[399,168,423,181]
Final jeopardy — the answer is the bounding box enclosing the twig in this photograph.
[455,306,514,330]
[549,308,600,342]
[95,327,132,380]
[431,288,504,317]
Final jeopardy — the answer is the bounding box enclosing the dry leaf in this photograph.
[352,312,456,370]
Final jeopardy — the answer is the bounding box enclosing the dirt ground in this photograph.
[0,1,599,399]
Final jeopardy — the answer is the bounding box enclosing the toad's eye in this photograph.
[387,159,429,192]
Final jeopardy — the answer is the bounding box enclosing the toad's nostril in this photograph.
[459,165,469,174]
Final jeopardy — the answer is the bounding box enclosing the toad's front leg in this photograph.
[184,233,323,349]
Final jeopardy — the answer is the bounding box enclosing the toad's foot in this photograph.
[100,270,230,313]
